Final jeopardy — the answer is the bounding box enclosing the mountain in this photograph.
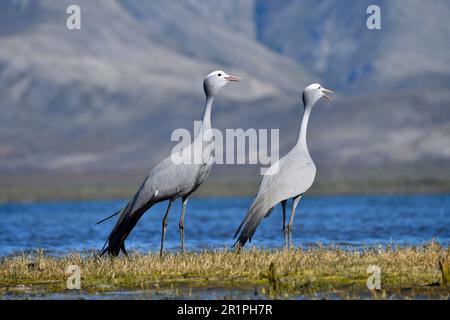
[0,0,449,197]
[255,0,450,92]
[0,0,313,172]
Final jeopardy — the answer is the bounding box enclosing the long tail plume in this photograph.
[233,193,275,248]
[95,210,120,225]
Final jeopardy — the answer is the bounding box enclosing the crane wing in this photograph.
[234,150,316,247]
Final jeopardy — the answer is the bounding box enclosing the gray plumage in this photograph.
[234,83,333,248]
[99,70,240,257]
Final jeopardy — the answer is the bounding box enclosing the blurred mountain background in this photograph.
[0,0,449,201]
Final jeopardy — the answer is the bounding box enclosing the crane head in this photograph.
[203,70,240,97]
[302,83,333,107]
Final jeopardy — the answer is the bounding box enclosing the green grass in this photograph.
[1,242,449,299]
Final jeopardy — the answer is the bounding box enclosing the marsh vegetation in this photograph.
[1,243,449,299]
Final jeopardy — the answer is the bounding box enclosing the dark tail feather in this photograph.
[99,238,109,256]
[99,201,154,257]
[95,210,121,225]
[98,177,157,257]
[99,204,132,257]
[234,194,274,248]
[233,214,247,239]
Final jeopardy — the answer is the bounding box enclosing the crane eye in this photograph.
[218,73,221,77]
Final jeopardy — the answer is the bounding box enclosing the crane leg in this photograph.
[179,196,188,252]
[160,199,173,257]
[281,200,288,248]
[288,195,302,249]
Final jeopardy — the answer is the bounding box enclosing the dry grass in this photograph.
[1,242,449,299]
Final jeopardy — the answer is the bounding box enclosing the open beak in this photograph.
[321,88,333,101]
[224,75,241,82]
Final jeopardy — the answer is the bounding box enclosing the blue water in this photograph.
[0,195,449,257]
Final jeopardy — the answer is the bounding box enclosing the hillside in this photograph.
[0,0,449,198]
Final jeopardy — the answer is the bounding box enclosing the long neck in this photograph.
[194,95,214,141]
[201,95,214,131]
[296,103,313,157]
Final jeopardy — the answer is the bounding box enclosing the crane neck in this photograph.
[296,103,313,157]
[193,95,215,143]
[201,95,214,131]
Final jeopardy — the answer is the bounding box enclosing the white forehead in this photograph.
[305,83,322,91]
[206,70,226,78]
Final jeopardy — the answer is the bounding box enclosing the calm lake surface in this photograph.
[0,195,449,257]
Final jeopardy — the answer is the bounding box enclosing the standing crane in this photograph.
[98,70,240,256]
[234,83,333,248]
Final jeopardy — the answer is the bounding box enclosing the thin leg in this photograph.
[160,199,173,257]
[281,200,287,248]
[288,195,302,249]
[179,196,188,252]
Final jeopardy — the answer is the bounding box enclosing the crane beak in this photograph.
[321,88,333,101]
[224,75,241,82]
